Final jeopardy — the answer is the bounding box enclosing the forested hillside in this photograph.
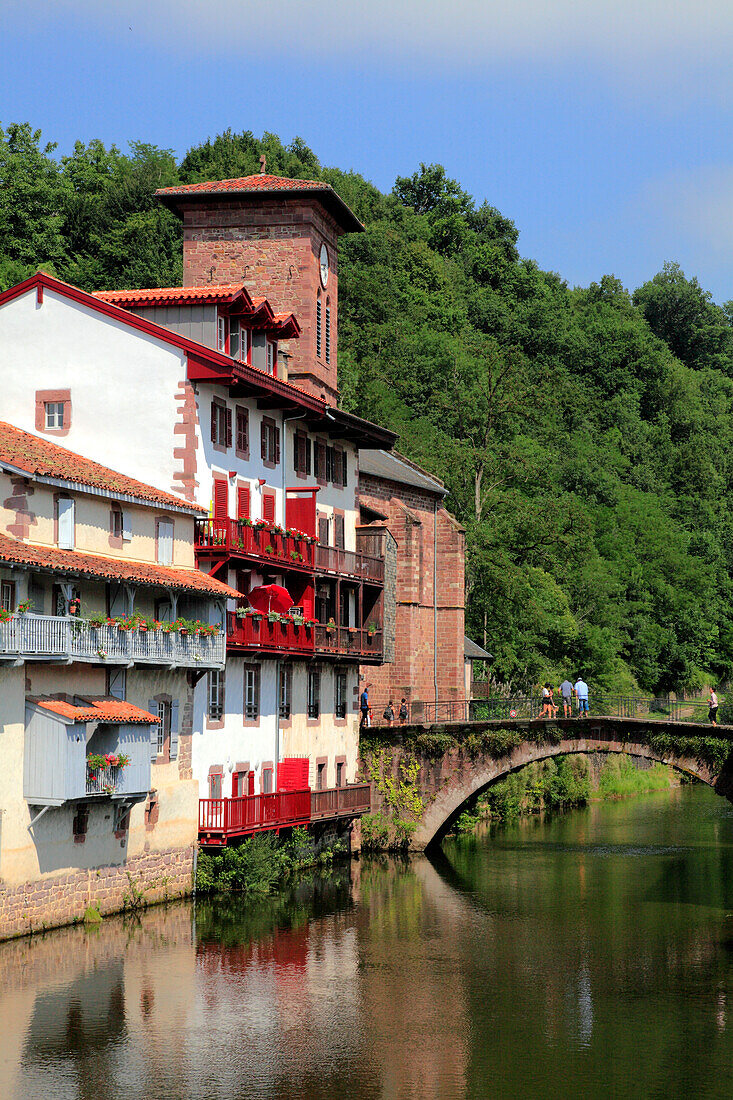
[3,121,733,695]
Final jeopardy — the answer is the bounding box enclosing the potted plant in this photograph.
[367,621,378,636]
[326,618,337,633]
[17,598,32,615]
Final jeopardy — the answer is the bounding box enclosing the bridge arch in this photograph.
[406,729,727,851]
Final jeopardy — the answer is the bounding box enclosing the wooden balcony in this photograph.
[315,543,384,584]
[198,783,371,845]
[195,518,315,572]
[227,611,315,655]
[0,614,225,668]
[314,624,383,662]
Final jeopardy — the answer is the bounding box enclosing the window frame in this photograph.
[279,664,292,721]
[1,580,15,613]
[211,396,231,452]
[260,416,280,468]
[243,663,261,723]
[156,518,174,566]
[307,667,321,720]
[235,405,250,459]
[335,668,348,720]
[56,495,75,550]
[208,668,225,724]
[217,315,228,353]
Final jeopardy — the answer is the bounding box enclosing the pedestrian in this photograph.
[360,683,370,729]
[399,697,409,724]
[541,683,553,718]
[574,675,589,718]
[709,686,719,726]
[559,676,574,718]
[383,700,395,726]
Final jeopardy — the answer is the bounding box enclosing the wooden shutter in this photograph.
[149,701,158,761]
[261,421,267,461]
[211,400,217,443]
[306,438,312,475]
[263,492,275,524]
[333,450,343,486]
[237,485,250,519]
[213,479,228,520]
[169,700,179,760]
[225,407,232,449]
[157,520,173,565]
[274,426,281,465]
[316,442,326,481]
[236,407,249,456]
[342,451,347,487]
[121,509,132,541]
[318,516,329,545]
[334,515,345,549]
[57,497,74,549]
[277,757,309,791]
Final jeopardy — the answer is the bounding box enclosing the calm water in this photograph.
[2,786,733,1099]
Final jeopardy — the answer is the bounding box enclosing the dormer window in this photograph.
[217,315,228,353]
[229,319,249,362]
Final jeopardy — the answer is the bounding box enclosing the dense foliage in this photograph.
[4,121,733,694]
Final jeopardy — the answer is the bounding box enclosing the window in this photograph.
[157,700,171,756]
[325,301,331,364]
[208,669,225,721]
[308,668,321,719]
[334,514,345,550]
[209,771,223,799]
[316,762,326,790]
[211,398,232,449]
[293,432,311,476]
[45,401,65,429]
[316,295,322,358]
[336,762,344,787]
[261,767,273,794]
[237,484,251,520]
[110,507,131,541]
[266,342,276,376]
[57,497,75,550]
[157,519,174,565]
[213,479,228,521]
[260,417,280,466]
[262,492,276,525]
[336,670,348,719]
[230,319,248,361]
[279,665,292,720]
[315,441,326,482]
[244,664,260,720]
[218,315,228,353]
[232,770,247,797]
[1,581,15,613]
[236,406,249,457]
[107,667,126,700]
[325,446,334,483]
[339,587,349,626]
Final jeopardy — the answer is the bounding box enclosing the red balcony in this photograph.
[315,544,384,584]
[198,783,371,845]
[195,518,315,572]
[314,624,383,661]
[227,611,315,655]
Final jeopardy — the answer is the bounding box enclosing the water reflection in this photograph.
[1,787,733,1099]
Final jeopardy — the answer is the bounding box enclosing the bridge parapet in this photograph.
[358,716,733,852]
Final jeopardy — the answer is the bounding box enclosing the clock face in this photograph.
[319,243,329,288]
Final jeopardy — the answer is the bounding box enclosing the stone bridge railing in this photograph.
[358,716,733,852]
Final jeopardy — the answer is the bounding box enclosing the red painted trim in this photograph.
[37,283,43,305]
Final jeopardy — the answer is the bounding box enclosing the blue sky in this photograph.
[3,0,733,300]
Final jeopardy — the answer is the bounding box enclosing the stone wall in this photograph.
[0,842,195,942]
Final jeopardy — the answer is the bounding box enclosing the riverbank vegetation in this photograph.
[195,829,346,897]
[5,122,733,693]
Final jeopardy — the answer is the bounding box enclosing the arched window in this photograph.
[316,294,322,358]
[325,299,331,364]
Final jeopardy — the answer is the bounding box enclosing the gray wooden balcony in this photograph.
[0,614,225,668]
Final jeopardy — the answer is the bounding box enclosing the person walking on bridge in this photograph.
[574,676,589,717]
[541,683,555,718]
[560,677,574,718]
[709,687,719,726]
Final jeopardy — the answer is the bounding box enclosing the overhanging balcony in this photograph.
[227,610,315,655]
[195,518,315,572]
[198,783,371,845]
[315,544,384,584]
[0,614,225,668]
[314,624,383,662]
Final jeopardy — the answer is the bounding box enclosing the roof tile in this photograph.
[34,697,160,723]
[93,284,246,305]
[156,174,327,196]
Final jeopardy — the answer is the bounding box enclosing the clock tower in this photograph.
[156,175,364,403]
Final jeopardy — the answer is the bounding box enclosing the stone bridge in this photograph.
[359,716,733,851]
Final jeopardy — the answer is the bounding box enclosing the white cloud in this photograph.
[17,0,733,73]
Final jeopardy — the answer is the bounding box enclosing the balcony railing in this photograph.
[310,782,371,820]
[195,518,314,570]
[314,624,383,660]
[315,544,384,584]
[199,784,371,844]
[0,614,225,668]
[227,611,315,655]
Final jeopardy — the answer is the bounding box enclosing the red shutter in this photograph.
[263,492,275,524]
[213,479,228,520]
[274,426,281,465]
[285,493,316,536]
[232,773,239,798]
[247,770,255,795]
[237,485,250,519]
[277,757,310,792]
[225,407,232,449]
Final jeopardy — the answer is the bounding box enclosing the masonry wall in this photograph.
[358,473,465,708]
[180,197,341,401]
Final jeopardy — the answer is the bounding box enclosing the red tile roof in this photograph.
[155,175,364,233]
[93,284,247,306]
[0,422,205,513]
[0,532,240,598]
[34,697,160,723]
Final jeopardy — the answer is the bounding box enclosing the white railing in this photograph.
[86,765,121,795]
[0,614,225,668]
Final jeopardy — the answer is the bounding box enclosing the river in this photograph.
[2,785,733,1099]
